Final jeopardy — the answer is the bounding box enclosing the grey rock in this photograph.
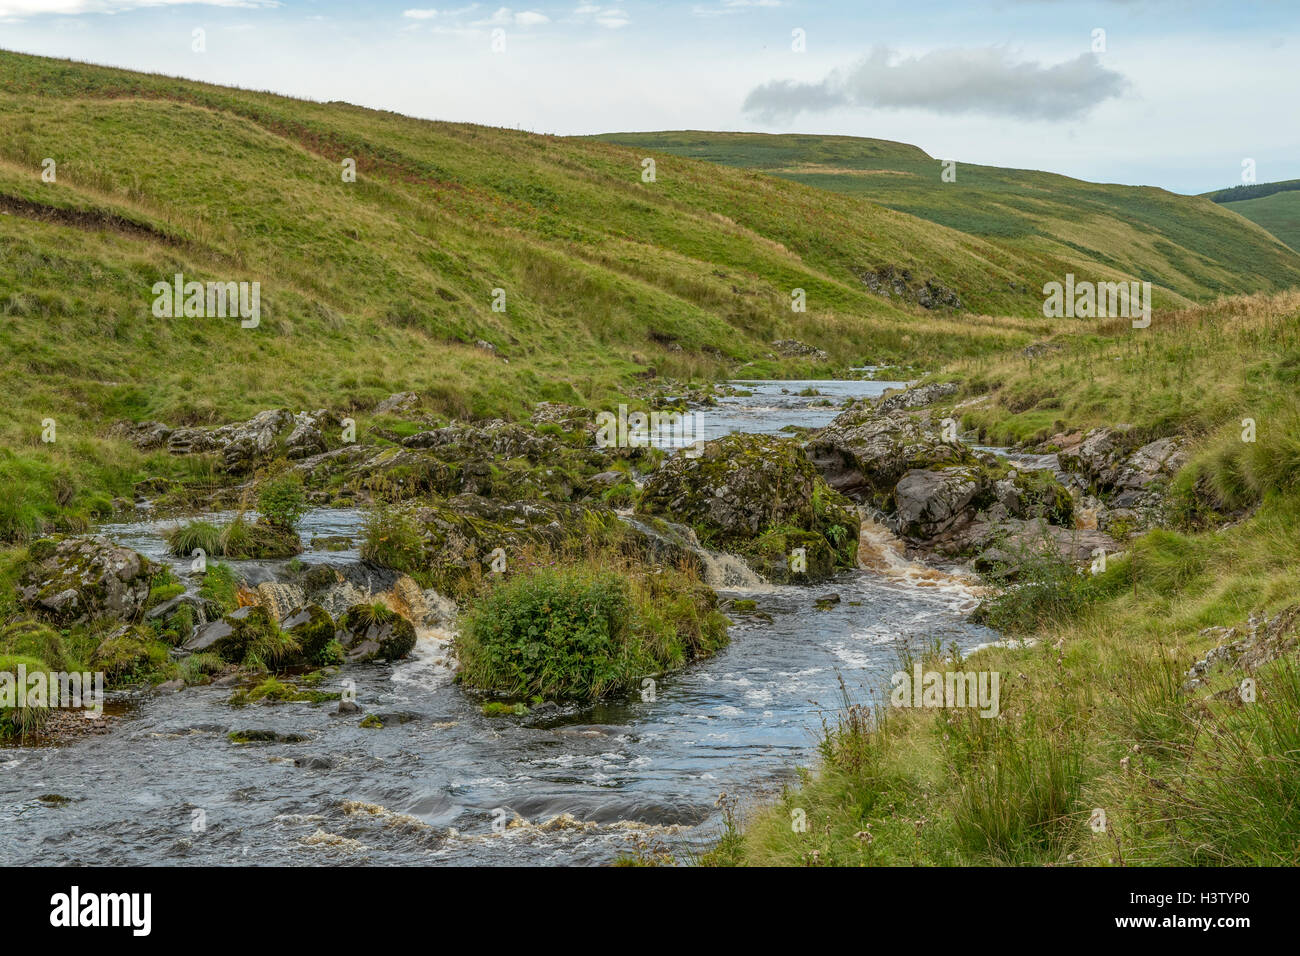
[374,391,419,415]
[18,536,157,626]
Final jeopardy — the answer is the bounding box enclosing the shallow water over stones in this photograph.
[0,380,1001,866]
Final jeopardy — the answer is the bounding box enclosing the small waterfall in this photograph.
[856,509,982,602]
[697,549,766,589]
[618,514,768,590]
[254,581,306,622]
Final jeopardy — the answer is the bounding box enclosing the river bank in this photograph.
[706,291,1300,867]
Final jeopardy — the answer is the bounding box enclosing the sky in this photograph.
[0,0,1295,194]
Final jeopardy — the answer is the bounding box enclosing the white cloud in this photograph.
[0,0,277,15]
[402,8,440,19]
[472,6,547,27]
[692,0,780,16]
[744,46,1129,122]
[573,4,628,29]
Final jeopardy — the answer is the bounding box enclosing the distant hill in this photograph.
[1202,180,1300,252]
[589,131,1300,300]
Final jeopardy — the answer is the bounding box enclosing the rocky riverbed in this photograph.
[1,377,1187,865]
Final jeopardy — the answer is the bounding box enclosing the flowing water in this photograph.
[0,380,1000,866]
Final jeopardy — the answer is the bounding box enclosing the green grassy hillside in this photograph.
[1213,187,1300,253]
[590,131,1300,300]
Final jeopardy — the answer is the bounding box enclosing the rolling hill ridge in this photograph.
[590,131,1300,300]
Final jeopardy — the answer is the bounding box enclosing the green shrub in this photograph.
[360,503,424,575]
[458,559,728,702]
[457,567,640,701]
[257,473,307,531]
[975,531,1104,634]
[92,628,170,684]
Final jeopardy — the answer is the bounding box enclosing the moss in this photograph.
[27,538,58,563]
[212,605,302,670]
[284,605,337,665]
[749,529,837,584]
[231,675,342,706]
[227,729,308,744]
[1011,469,1074,526]
[91,628,171,684]
[359,713,384,729]
[198,562,238,613]
[482,701,529,716]
[337,603,416,661]
[636,433,859,580]
[146,582,185,607]
[0,620,71,671]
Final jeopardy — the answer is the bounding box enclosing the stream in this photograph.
[0,379,1001,866]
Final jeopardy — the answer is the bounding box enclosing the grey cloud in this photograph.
[743,46,1129,122]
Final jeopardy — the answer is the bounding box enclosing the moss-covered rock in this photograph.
[362,493,623,598]
[17,535,157,626]
[230,675,341,706]
[281,604,337,665]
[806,407,975,506]
[187,604,300,669]
[634,433,859,581]
[638,434,822,544]
[748,529,837,583]
[336,603,417,662]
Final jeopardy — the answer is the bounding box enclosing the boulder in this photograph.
[374,391,419,415]
[186,605,281,664]
[18,536,157,626]
[853,265,962,310]
[282,604,338,664]
[1111,437,1188,507]
[892,467,985,540]
[874,382,959,414]
[284,420,326,459]
[187,617,234,654]
[805,407,972,503]
[771,339,829,361]
[637,433,852,546]
[335,605,416,662]
[635,433,858,582]
[1057,425,1139,489]
[530,402,594,432]
[109,419,172,450]
[117,408,344,475]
